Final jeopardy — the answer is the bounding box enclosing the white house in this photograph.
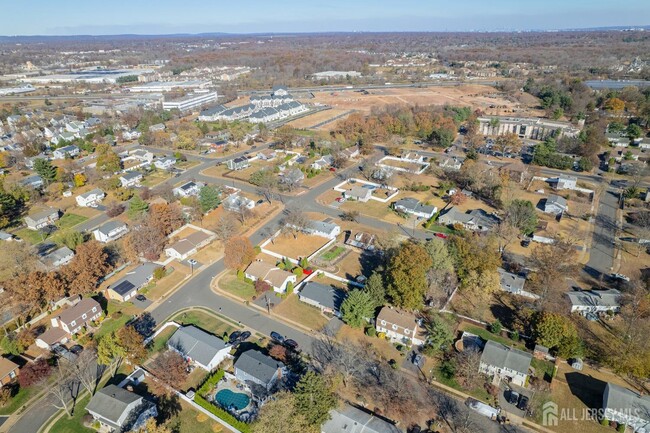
[119,171,143,187]
[566,289,621,315]
[393,197,437,219]
[53,145,80,160]
[173,181,203,198]
[164,231,211,261]
[130,149,155,163]
[226,156,250,171]
[86,385,157,433]
[122,130,141,141]
[167,325,231,371]
[343,185,372,202]
[93,221,129,243]
[223,194,256,213]
[311,155,333,170]
[300,220,341,239]
[50,298,102,335]
[479,340,532,387]
[244,260,297,293]
[554,174,577,190]
[542,195,568,215]
[439,157,463,170]
[153,156,176,170]
[602,383,650,433]
[75,188,105,207]
[234,350,286,392]
[42,246,75,268]
[375,307,425,346]
[25,208,60,230]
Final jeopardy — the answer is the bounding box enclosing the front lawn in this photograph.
[13,227,46,244]
[171,310,238,339]
[148,326,177,354]
[218,272,256,300]
[460,324,526,350]
[272,294,329,331]
[0,385,37,415]
[94,313,132,340]
[47,393,94,433]
[57,213,88,229]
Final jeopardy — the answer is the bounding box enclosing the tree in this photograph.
[71,347,100,396]
[0,241,37,282]
[148,203,184,236]
[213,213,239,242]
[96,144,122,173]
[493,221,520,254]
[604,98,625,112]
[252,392,309,433]
[281,208,308,238]
[340,210,359,222]
[454,348,484,388]
[626,123,643,141]
[386,242,433,309]
[249,169,276,187]
[47,360,76,417]
[269,344,289,363]
[423,238,453,272]
[532,312,582,358]
[294,371,337,428]
[198,185,220,213]
[97,332,126,377]
[422,312,453,356]
[64,241,111,295]
[61,230,85,250]
[224,236,256,270]
[0,191,24,229]
[34,158,57,184]
[363,272,386,308]
[106,202,125,217]
[505,199,538,235]
[19,358,51,388]
[340,290,375,328]
[124,219,166,261]
[448,233,501,299]
[117,326,147,365]
[150,351,188,395]
[279,168,303,192]
[136,418,172,433]
[494,133,522,157]
[128,195,149,220]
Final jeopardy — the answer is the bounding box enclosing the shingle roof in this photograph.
[36,327,68,346]
[497,268,526,293]
[85,385,144,429]
[322,404,403,433]
[566,289,621,309]
[234,350,284,385]
[55,297,101,327]
[167,231,210,256]
[109,263,158,295]
[299,282,347,312]
[480,340,532,375]
[547,194,568,209]
[26,207,59,223]
[0,356,19,381]
[167,325,228,367]
[377,307,418,334]
[120,171,142,181]
[96,220,127,237]
[603,383,650,423]
[78,188,104,200]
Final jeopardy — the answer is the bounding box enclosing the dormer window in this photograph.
[92,307,97,313]
[380,320,386,326]
[82,314,87,320]
[70,320,76,327]
[392,324,398,330]
[404,329,410,335]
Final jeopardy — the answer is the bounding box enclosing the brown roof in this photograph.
[245,261,293,289]
[0,356,18,380]
[37,327,69,346]
[377,307,418,334]
[168,231,211,255]
[265,269,294,289]
[55,297,101,327]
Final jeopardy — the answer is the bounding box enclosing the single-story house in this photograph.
[542,194,568,215]
[0,357,19,387]
[25,208,60,230]
[223,194,256,213]
[393,197,437,219]
[153,156,176,170]
[257,149,277,161]
[375,307,425,346]
[42,246,75,268]
[499,161,529,183]
[234,350,286,392]
[173,181,203,198]
[35,326,70,350]
[53,145,80,160]
[51,297,102,335]
[343,185,372,202]
[566,289,621,315]
[165,231,211,260]
[149,123,165,132]
[322,403,402,433]
[106,262,158,302]
[244,260,297,293]
[93,221,129,243]
[341,145,360,159]
[119,171,143,188]
[86,385,157,433]
[298,282,347,317]
[602,383,650,433]
[498,268,526,295]
[438,207,500,231]
[167,325,231,371]
[439,157,463,170]
[226,156,250,171]
[553,174,577,190]
[479,340,532,387]
[311,154,334,170]
[76,188,105,207]
[302,220,341,239]
[345,231,376,251]
[20,174,44,189]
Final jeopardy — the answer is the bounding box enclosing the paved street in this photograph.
[586,186,620,278]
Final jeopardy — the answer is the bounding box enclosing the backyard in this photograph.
[272,294,330,331]
[264,232,330,259]
[218,271,256,301]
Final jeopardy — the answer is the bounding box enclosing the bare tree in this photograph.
[281,208,309,238]
[213,213,239,242]
[454,348,484,389]
[71,348,100,396]
[48,360,78,417]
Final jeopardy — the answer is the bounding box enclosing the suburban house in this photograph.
[566,289,621,315]
[130,149,155,163]
[86,385,157,433]
[52,145,80,160]
[119,171,143,187]
[244,260,297,293]
[500,161,529,183]
[0,357,19,387]
[93,221,129,243]
[343,185,372,202]
[149,123,166,133]
[375,307,425,346]
[51,297,102,335]
[173,181,203,198]
[602,383,650,433]
[122,130,141,141]
[76,188,105,207]
[20,174,44,189]
[106,262,158,302]
[223,194,256,213]
[542,195,568,215]
[153,156,176,170]
[234,350,286,392]
[322,403,402,433]
[301,220,341,239]
[35,326,70,350]
[345,231,376,251]
[25,208,60,230]
[42,246,75,268]
[438,207,500,231]
[606,132,629,147]
[479,340,532,387]
[497,268,530,297]
[165,231,212,260]
[311,154,334,170]
[167,325,231,371]
[298,281,347,317]
[439,156,463,171]
[341,145,360,159]
[393,197,437,219]
[226,156,250,171]
[553,174,577,190]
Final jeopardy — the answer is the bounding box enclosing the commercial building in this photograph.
[162,91,218,112]
[478,116,581,140]
[128,80,211,93]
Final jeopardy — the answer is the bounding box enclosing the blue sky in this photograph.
[3,0,649,35]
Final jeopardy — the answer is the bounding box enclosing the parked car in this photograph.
[505,389,519,405]
[284,339,299,350]
[412,353,424,368]
[270,331,284,343]
[238,331,251,342]
[517,395,529,411]
[434,232,448,239]
[229,331,242,343]
[610,273,630,282]
[521,239,531,248]
[135,294,147,302]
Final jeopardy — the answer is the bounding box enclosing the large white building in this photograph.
[128,80,211,93]
[311,71,362,80]
[478,116,581,140]
[162,91,218,112]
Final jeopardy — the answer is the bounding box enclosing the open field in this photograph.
[286,108,353,129]
[265,232,331,259]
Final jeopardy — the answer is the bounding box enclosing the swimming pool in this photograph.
[215,389,250,411]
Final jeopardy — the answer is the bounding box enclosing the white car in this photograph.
[610,273,630,282]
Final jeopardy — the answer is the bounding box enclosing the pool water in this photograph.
[215,389,250,411]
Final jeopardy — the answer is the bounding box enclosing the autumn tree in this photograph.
[124,218,166,261]
[528,238,577,303]
[340,290,375,328]
[106,201,125,217]
[269,345,289,363]
[494,132,522,157]
[97,332,127,377]
[604,97,625,112]
[19,358,51,388]
[150,351,188,395]
[96,143,122,173]
[505,199,538,235]
[64,241,111,295]
[532,312,582,358]
[294,371,337,428]
[454,348,484,389]
[386,241,433,309]
[149,203,184,236]
[0,240,37,282]
[135,418,172,433]
[448,233,501,300]
[252,392,309,433]
[224,236,256,270]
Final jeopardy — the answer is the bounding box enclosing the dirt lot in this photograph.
[287,108,352,129]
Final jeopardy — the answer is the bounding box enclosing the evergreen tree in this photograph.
[294,371,336,427]
[33,158,57,184]
[340,290,375,328]
[362,272,386,308]
[128,195,149,219]
[199,185,220,213]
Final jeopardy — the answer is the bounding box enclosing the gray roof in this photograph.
[108,262,158,296]
[20,175,43,186]
[439,207,500,229]
[26,207,59,223]
[347,185,372,199]
[43,246,74,264]
[168,325,228,367]
[307,219,339,235]
[234,350,284,386]
[566,289,621,309]
[480,340,532,375]
[79,188,104,199]
[547,194,568,208]
[394,197,436,215]
[86,385,148,430]
[120,171,143,181]
[603,383,650,423]
[96,220,127,237]
[497,268,526,293]
[56,145,79,153]
[299,281,347,312]
[322,404,402,433]
[200,105,227,116]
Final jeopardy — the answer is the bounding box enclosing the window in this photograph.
[92,307,97,313]
[70,320,76,327]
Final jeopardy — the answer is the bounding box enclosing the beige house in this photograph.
[244,261,297,293]
[51,297,102,335]
[375,307,425,346]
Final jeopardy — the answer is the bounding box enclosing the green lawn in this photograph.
[166,401,225,433]
[94,313,132,340]
[462,325,526,350]
[531,357,556,382]
[56,213,88,229]
[424,223,455,234]
[0,385,37,415]
[13,227,46,244]
[219,272,256,300]
[148,326,177,354]
[172,310,238,339]
[47,393,94,433]
[320,246,346,261]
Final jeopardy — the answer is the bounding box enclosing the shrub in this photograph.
[254,279,271,294]
[377,332,386,340]
[365,326,376,337]
[293,267,303,277]
[0,387,10,406]
[511,330,520,341]
[253,245,261,254]
[153,267,166,280]
[617,423,625,432]
[194,395,250,433]
[490,320,502,334]
[286,281,294,295]
[236,269,244,280]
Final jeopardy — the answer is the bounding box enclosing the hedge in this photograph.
[198,369,225,394]
[194,395,251,433]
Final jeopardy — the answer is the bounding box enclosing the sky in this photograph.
[3,0,649,35]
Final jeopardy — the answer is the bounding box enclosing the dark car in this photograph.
[135,294,147,302]
[521,239,531,248]
[229,331,242,344]
[284,339,299,350]
[517,395,529,411]
[239,331,251,342]
[69,345,84,355]
[505,389,520,405]
[412,353,424,368]
[270,331,284,343]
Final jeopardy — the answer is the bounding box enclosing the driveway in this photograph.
[585,187,619,278]
[498,382,531,419]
